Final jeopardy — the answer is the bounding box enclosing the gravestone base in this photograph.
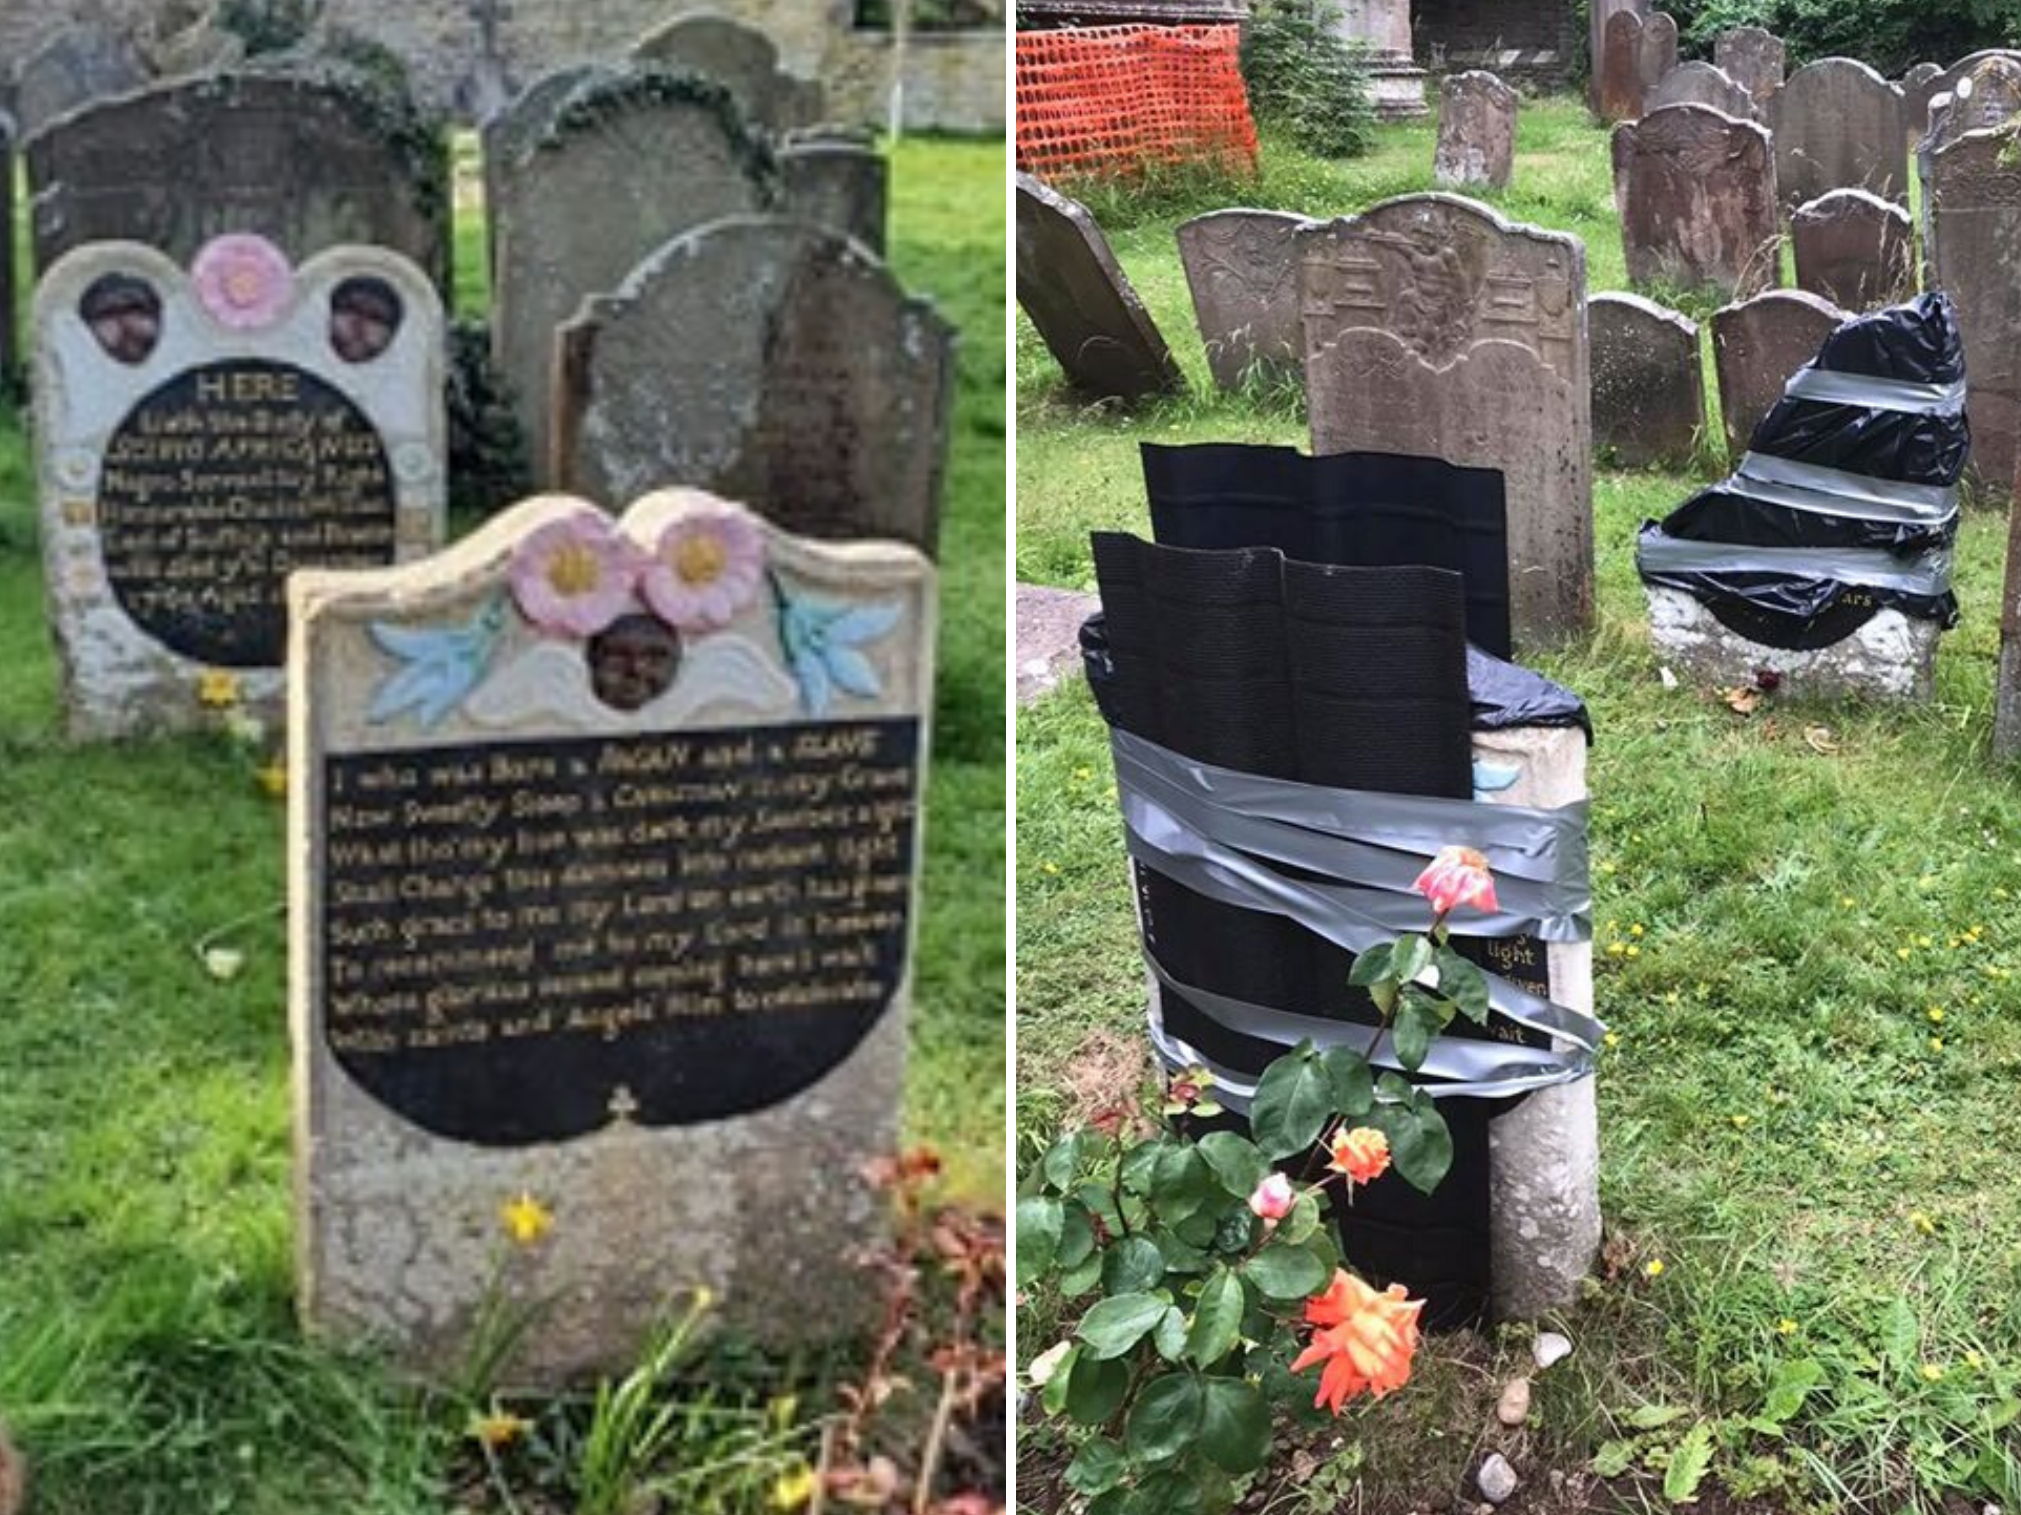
[1647,587,1940,700]
[1369,57,1430,119]
[1015,584,1100,706]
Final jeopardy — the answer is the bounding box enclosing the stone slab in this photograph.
[290,489,935,1385]
[1175,208,1311,392]
[1929,125,2021,494]
[1612,104,1779,297]
[1434,70,1518,191]
[1710,287,1846,461]
[1769,57,1905,209]
[1647,586,1941,700]
[629,11,825,132]
[1590,291,1702,468]
[1647,61,1755,120]
[12,26,146,140]
[779,129,888,256]
[1791,188,1914,311]
[1588,0,1648,111]
[1016,583,1100,705]
[1714,26,1784,110]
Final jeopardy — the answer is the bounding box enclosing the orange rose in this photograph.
[1290,1269,1423,1412]
[1326,1126,1391,1186]
[1412,845,1499,917]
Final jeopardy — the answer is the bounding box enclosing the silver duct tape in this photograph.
[1111,729,1587,888]
[1123,789,1605,1050]
[1114,738,1589,941]
[1635,531,1955,596]
[1733,453,1960,526]
[1782,367,1967,415]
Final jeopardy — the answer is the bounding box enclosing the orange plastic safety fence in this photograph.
[1016,24,1259,181]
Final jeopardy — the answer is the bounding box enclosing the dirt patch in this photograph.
[1057,1030,1152,1130]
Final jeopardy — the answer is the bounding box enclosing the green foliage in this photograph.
[861,0,1003,28]
[1667,0,2021,75]
[216,0,320,54]
[1240,0,1378,160]
[445,319,531,518]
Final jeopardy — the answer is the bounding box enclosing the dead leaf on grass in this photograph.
[1721,686,1761,715]
[1804,724,1839,755]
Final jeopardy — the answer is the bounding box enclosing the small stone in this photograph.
[1496,1377,1532,1426]
[1533,1331,1573,1370]
[1477,1453,1520,1505]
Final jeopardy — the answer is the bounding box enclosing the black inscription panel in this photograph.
[99,358,397,667]
[320,718,921,1145]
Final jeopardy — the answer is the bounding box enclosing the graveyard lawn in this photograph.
[1016,102,2021,1514]
[0,134,1005,1512]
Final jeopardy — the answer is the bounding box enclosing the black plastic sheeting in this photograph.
[1089,534,1559,1330]
[1637,292,1968,648]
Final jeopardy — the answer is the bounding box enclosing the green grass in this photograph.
[1016,100,2021,1513]
[0,134,1006,1512]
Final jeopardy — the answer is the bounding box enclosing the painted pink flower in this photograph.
[640,509,765,632]
[509,511,641,637]
[1248,1172,1296,1221]
[192,234,295,330]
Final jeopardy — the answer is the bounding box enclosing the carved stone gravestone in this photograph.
[1646,61,1755,120]
[1709,288,1847,461]
[1792,189,1914,310]
[1016,173,1186,406]
[25,69,452,294]
[1598,10,1648,123]
[1998,477,2021,758]
[1770,58,1905,209]
[554,217,954,555]
[780,129,888,256]
[630,11,825,132]
[1639,15,1680,109]
[480,64,616,277]
[289,489,934,1382]
[1930,127,2021,493]
[12,26,146,140]
[1434,71,1518,190]
[492,71,774,485]
[1589,0,1648,111]
[1297,194,1593,645]
[1612,104,1779,297]
[1590,292,1702,467]
[1902,61,1945,148]
[1917,56,2021,275]
[33,235,446,739]
[1175,208,1312,391]
[1715,26,1785,110]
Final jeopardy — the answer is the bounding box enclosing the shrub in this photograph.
[1240,0,1378,160]
[1669,0,2021,77]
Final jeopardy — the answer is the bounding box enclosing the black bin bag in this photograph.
[1636,292,1969,649]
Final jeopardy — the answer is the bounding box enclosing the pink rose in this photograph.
[1412,845,1499,917]
[640,509,766,632]
[1248,1172,1295,1221]
[508,511,642,637]
[192,234,295,330]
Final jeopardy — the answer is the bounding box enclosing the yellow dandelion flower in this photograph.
[1912,1212,1937,1235]
[1041,861,1060,875]
[1966,1350,1984,1370]
[1630,832,1644,843]
[469,1407,532,1449]
[1626,945,1641,959]
[500,1192,554,1246]
[1928,1007,1945,1024]
[1644,1259,1665,1278]
[1630,923,1646,938]
[197,669,241,708]
[1840,896,1856,908]
[1996,888,2011,901]
[1776,1318,1798,1336]
[1600,860,1618,876]
[1920,1363,1944,1383]
[1608,941,1626,957]
[1072,765,1092,782]
[772,1464,819,1510]
[1605,1031,1621,1048]
[1917,934,1933,949]
[1897,947,1913,960]
[1664,991,1681,1005]
[1930,1037,1944,1053]
[255,761,287,799]
[1731,1114,1749,1127]
[1105,784,1119,800]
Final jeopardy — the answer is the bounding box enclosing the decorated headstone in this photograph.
[780,129,888,256]
[1929,125,2021,492]
[25,69,452,293]
[1016,173,1186,406]
[1769,58,1905,209]
[1175,208,1312,391]
[491,70,774,485]
[289,488,934,1382]
[12,26,146,140]
[552,216,954,554]
[1612,104,1779,297]
[1714,26,1786,110]
[630,11,825,132]
[1710,288,1847,463]
[1433,71,1518,190]
[1646,61,1755,120]
[34,235,446,740]
[1297,194,1593,646]
[1792,189,1914,310]
[1590,292,1702,467]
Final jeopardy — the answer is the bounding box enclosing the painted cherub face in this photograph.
[329,276,404,364]
[80,274,163,366]
[586,612,683,712]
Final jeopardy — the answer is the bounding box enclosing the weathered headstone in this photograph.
[1433,70,1518,190]
[34,235,446,739]
[1598,10,1647,123]
[1916,55,2021,275]
[1792,189,1914,310]
[289,488,934,1383]
[1297,194,1592,645]
[1709,287,1847,461]
[1930,126,2021,492]
[1902,60,1945,148]
[779,129,888,256]
[1646,61,1755,120]
[630,11,825,133]
[1613,104,1779,297]
[492,70,775,485]
[12,26,146,140]
[1997,473,2021,758]
[1589,0,1648,111]
[1715,26,1785,110]
[479,64,616,275]
[1016,172,1186,405]
[554,217,954,554]
[1770,58,1905,209]
[25,70,452,292]
[1175,208,1311,391]
[1639,14,1680,108]
[1590,292,1702,467]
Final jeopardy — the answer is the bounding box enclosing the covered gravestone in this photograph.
[289,489,934,1382]
[25,68,452,294]
[1647,61,1755,120]
[11,26,146,141]
[1175,209,1312,392]
[34,235,445,740]
[1016,173,1186,406]
[1710,288,1846,462]
[1590,292,1702,468]
[1769,59,1905,210]
[629,11,825,133]
[1792,189,1914,311]
[1929,123,2021,494]
[1297,194,1593,646]
[1433,71,1518,191]
[1714,26,1785,110]
[553,217,954,554]
[491,69,775,486]
[1612,104,1779,297]
[779,129,888,256]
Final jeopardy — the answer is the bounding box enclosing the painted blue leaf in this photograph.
[824,646,882,699]
[1472,761,1521,796]
[794,651,833,718]
[825,601,904,645]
